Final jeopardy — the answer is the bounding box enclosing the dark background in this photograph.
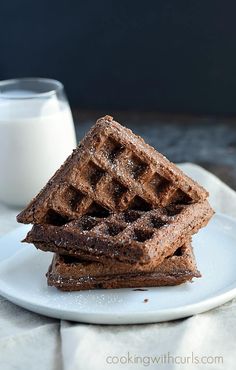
[1,1,236,114]
[1,1,236,189]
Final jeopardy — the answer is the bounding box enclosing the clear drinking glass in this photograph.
[0,78,77,207]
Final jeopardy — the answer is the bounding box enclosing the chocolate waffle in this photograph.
[24,200,213,265]
[47,241,200,291]
[17,115,208,225]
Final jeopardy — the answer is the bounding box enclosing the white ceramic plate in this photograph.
[0,213,236,324]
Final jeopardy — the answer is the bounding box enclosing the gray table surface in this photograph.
[0,113,235,370]
[74,111,236,190]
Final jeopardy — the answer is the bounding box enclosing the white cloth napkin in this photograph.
[0,163,236,370]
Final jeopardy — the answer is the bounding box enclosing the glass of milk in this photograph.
[0,78,77,207]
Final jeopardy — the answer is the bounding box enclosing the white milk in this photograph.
[0,98,77,207]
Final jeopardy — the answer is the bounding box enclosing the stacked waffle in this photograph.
[17,116,214,291]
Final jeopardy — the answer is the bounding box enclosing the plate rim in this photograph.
[0,212,236,324]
